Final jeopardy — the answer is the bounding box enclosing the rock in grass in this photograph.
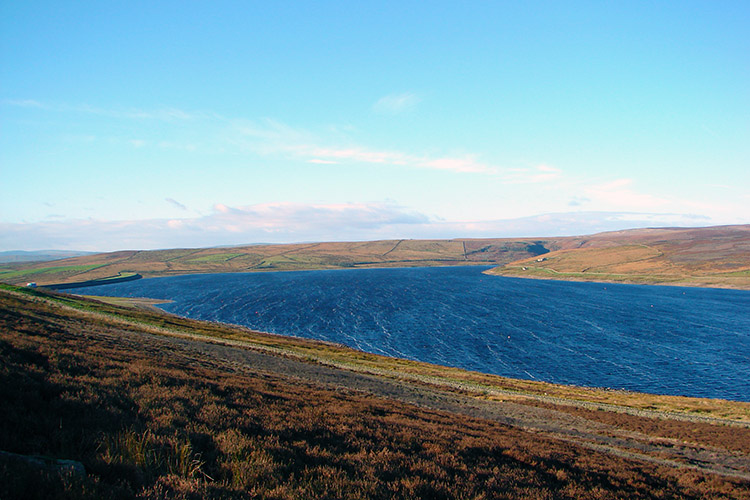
[0,450,86,478]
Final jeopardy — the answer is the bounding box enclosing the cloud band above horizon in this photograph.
[0,202,715,252]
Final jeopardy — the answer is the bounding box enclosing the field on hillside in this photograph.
[1,286,749,499]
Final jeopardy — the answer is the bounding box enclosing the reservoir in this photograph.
[79,266,750,401]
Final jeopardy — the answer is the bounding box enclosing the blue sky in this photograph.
[2,1,748,251]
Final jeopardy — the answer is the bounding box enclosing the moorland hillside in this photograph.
[1,285,749,498]
[488,225,750,289]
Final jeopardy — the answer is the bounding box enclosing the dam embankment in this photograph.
[44,273,142,290]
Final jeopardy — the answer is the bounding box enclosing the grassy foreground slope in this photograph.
[1,285,749,499]
[487,225,750,289]
[0,238,553,287]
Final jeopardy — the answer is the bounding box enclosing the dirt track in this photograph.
[100,321,750,481]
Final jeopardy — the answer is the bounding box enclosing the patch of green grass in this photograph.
[126,249,197,262]
[0,283,39,295]
[0,264,102,281]
[714,269,750,277]
[254,255,319,268]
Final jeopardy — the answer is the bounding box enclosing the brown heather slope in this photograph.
[488,224,750,289]
[1,286,749,498]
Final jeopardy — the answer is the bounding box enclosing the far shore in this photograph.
[488,267,750,291]
[54,262,750,292]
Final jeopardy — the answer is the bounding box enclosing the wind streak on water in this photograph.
[80,266,750,401]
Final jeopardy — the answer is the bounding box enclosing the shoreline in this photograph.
[61,283,750,407]
[37,261,750,292]
[80,294,173,312]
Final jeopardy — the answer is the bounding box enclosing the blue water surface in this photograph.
[80,266,750,401]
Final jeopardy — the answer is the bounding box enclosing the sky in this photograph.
[1,1,749,251]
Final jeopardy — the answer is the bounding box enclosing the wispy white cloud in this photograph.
[203,202,430,233]
[0,202,431,251]
[584,178,666,210]
[416,212,716,238]
[304,146,408,165]
[71,105,196,121]
[307,159,339,164]
[229,118,311,143]
[223,118,504,175]
[419,156,495,174]
[533,164,563,181]
[3,99,199,121]
[568,196,591,207]
[222,119,317,157]
[373,92,421,114]
[2,99,45,108]
[165,198,187,211]
[7,99,510,176]
[295,145,499,174]
[503,164,564,184]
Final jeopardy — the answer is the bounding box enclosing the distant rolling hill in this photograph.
[0,250,95,264]
[2,225,749,289]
